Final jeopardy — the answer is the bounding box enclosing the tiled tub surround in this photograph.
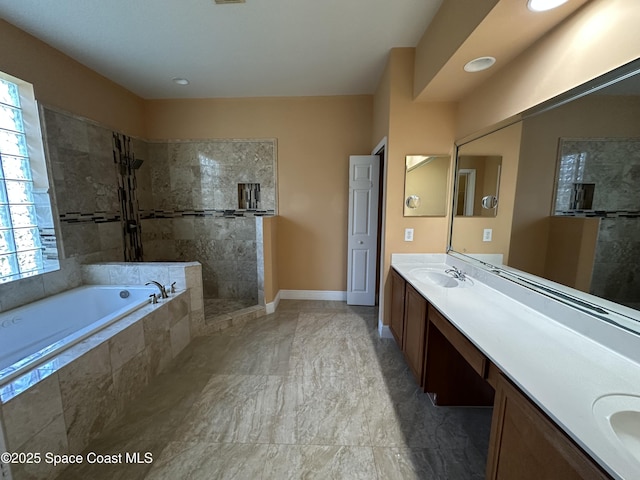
[392,253,640,480]
[0,262,203,480]
[80,262,205,337]
[0,285,157,384]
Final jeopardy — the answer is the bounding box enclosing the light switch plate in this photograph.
[405,228,414,242]
[483,228,492,242]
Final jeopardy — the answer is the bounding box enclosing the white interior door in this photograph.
[347,155,380,306]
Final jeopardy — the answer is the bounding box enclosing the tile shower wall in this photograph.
[44,107,131,264]
[556,139,640,212]
[139,140,276,300]
[556,138,640,307]
[592,217,640,308]
[44,109,275,303]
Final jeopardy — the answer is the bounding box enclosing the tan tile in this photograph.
[145,441,268,480]
[109,322,146,371]
[2,373,64,451]
[263,444,377,480]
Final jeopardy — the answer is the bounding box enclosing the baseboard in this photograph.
[279,290,347,301]
[265,290,281,314]
[378,322,393,339]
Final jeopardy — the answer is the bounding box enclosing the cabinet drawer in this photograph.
[428,305,486,378]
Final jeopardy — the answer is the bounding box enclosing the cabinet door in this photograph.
[403,284,428,386]
[390,268,406,348]
[487,374,611,480]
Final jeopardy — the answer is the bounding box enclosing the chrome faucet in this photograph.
[445,266,466,281]
[146,281,168,299]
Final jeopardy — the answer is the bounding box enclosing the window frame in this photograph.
[0,71,60,283]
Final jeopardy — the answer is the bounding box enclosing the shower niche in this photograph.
[238,183,261,210]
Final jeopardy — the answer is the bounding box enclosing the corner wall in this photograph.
[375,48,457,325]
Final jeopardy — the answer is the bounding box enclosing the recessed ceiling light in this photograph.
[463,56,496,73]
[172,77,190,86]
[527,0,569,12]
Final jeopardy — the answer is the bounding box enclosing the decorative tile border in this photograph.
[59,209,276,224]
[59,211,121,223]
[140,209,276,219]
[556,210,640,218]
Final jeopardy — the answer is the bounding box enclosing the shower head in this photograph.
[130,158,144,169]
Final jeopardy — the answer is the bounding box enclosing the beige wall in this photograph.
[376,48,457,324]
[544,216,600,292]
[457,0,640,138]
[451,122,521,262]
[145,96,373,292]
[0,19,145,136]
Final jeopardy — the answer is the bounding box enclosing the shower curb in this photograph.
[202,305,267,334]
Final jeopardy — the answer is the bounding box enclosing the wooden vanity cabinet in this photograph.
[389,266,612,478]
[390,268,406,348]
[402,283,428,386]
[487,373,612,480]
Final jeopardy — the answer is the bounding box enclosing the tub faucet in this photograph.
[146,281,168,299]
[445,266,466,281]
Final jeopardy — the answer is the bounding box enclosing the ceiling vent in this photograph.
[214,0,245,4]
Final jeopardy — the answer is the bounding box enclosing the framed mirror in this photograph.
[403,154,450,217]
[449,58,640,323]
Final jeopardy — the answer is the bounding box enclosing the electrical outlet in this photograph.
[404,228,414,242]
[483,228,492,242]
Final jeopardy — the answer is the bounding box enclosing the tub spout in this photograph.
[146,281,168,299]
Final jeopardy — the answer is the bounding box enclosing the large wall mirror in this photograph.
[450,59,640,327]
[404,155,450,217]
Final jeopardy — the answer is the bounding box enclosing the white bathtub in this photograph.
[0,285,157,385]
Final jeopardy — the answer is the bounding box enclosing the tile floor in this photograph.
[58,300,492,480]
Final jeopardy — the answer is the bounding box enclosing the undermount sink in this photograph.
[410,268,458,288]
[593,394,640,464]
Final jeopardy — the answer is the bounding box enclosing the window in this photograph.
[0,72,58,282]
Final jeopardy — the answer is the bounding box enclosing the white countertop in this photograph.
[391,254,640,480]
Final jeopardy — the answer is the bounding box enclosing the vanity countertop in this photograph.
[391,254,640,480]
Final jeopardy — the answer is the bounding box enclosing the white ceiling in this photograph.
[0,0,443,99]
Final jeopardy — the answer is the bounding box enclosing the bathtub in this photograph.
[0,285,156,385]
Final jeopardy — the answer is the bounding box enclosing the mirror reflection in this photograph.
[404,155,450,217]
[455,155,502,217]
[450,64,640,313]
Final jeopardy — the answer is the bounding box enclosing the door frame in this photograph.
[371,137,387,333]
